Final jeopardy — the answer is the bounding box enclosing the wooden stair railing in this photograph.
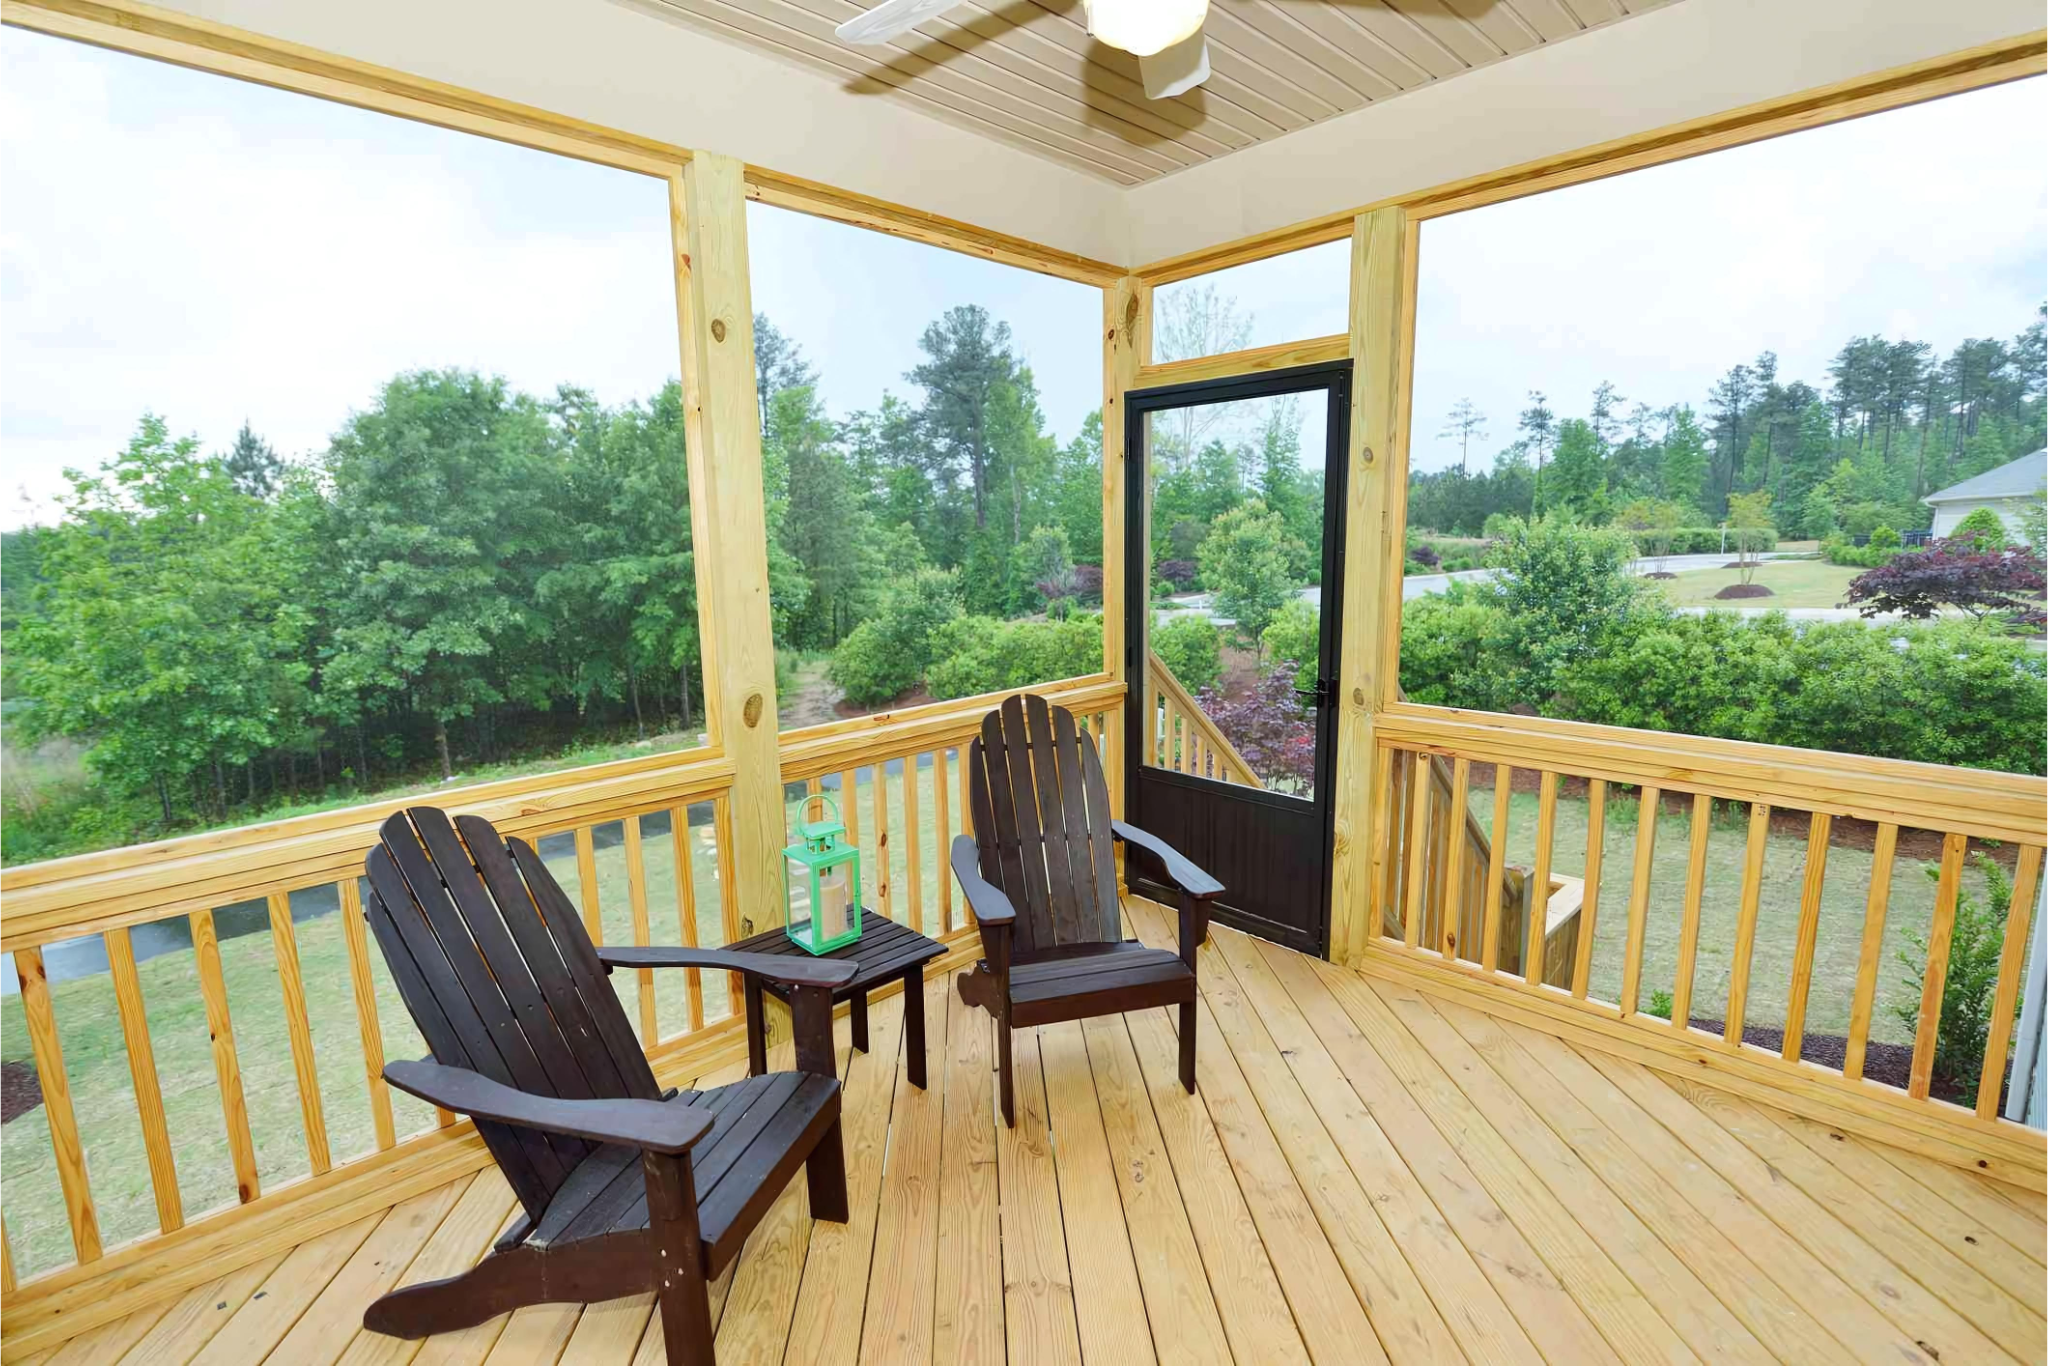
[1144,651,1260,785]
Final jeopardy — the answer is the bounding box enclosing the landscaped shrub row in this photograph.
[1634,527,1780,555]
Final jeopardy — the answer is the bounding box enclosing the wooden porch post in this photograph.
[671,153,784,944]
[1102,275,1151,832]
[1328,205,1415,966]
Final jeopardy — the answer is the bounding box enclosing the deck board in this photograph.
[31,903,2047,1366]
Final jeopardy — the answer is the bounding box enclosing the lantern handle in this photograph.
[792,791,842,839]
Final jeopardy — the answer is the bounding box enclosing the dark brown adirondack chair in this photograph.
[358,807,854,1364]
[953,694,1222,1125]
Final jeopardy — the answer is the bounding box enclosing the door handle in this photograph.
[1295,675,1334,707]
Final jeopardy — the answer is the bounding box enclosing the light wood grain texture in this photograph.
[104,926,182,1233]
[1101,278,1146,822]
[675,154,784,943]
[1571,779,1607,998]
[1667,792,1712,1030]
[1526,770,1559,982]
[14,946,100,1264]
[621,815,657,1045]
[333,1170,517,1366]
[1134,334,1348,386]
[1327,205,1409,967]
[859,977,948,1363]
[713,795,742,1013]
[191,908,261,1205]
[271,1183,463,1366]
[1723,801,1772,1044]
[932,964,1002,1365]
[1401,752,1430,950]
[191,1214,380,1364]
[1440,757,1472,959]
[1979,844,2043,1117]
[573,827,603,946]
[1910,832,1970,1100]
[996,1031,1083,1364]
[339,876,398,1151]
[1782,812,1833,1062]
[872,759,894,918]
[934,748,954,932]
[1481,766,1513,973]
[668,804,706,1034]
[1843,822,1899,1082]
[903,751,924,933]
[1617,787,1658,1017]
[268,889,333,1175]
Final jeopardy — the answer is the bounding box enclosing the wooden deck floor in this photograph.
[26,899,2047,1366]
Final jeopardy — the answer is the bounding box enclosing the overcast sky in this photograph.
[2,27,2042,528]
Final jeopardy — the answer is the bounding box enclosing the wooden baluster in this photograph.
[105,926,182,1232]
[957,747,973,843]
[1618,787,1660,1017]
[337,877,398,1149]
[574,826,603,946]
[1843,824,1899,1081]
[1979,844,2044,1116]
[904,751,925,934]
[191,909,261,1201]
[1909,833,1969,1100]
[671,804,706,1033]
[1667,794,1713,1032]
[2,1217,15,1296]
[1571,780,1607,1000]
[715,796,742,1013]
[1723,803,1773,1047]
[1378,751,1409,937]
[15,946,101,1261]
[1525,771,1559,985]
[1440,757,1471,960]
[1782,813,1833,1063]
[1402,753,1430,949]
[1480,765,1513,974]
[935,747,954,934]
[623,815,658,1046]
[841,767,863,865]
[872,759,893,920]
[267,890,332,1175]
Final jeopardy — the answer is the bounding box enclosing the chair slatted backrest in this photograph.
[365,807,661,1219]
[967,695,1120,960]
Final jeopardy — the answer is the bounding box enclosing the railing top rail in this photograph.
[1146,652,1259,785]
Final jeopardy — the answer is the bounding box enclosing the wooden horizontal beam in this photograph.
[1377,704,2047,848]
[1133,334,1347,388]
[776,676,1125,782]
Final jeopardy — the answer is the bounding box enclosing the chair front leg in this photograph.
[643,1150,714,1365]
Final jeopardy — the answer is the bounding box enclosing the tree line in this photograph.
[2,305,1106,856]
[1411,308,2046,539]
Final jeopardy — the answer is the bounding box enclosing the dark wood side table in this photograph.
[730,909,947,1089]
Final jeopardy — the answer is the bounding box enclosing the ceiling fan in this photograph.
[835,0,1212,100]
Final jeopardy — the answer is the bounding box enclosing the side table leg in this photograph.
[744,977,767,1077]
[849,991,869,1053]
[904,966,928,1089]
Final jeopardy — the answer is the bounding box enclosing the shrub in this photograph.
[1152,614,1222,694]
[1198,500,1304,651]
[1824,537,1897,568]
[1397,589,1519,715]
[924,613,1102,701]
[1408,541,1441,570]
[1893,853,2016,1100]
[1845,545,2046,628]
[1261,599,1320,674]
[1481,512,1522,541]
[1478,517,1646,708]
[1949,506,2010,551]
[1659,526,1779,555]
[1156,558,1199,591]
[1071,563,1104,603]
[1197,661,1315,792]
[1645,988,1674,1021]
[828,566,962,704]
[1868,523,1902,550]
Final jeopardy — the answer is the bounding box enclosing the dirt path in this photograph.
[780,657,846,730]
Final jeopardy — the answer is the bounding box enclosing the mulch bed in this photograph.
[1712,583,1775,599]
[1643,571,1678,579]
[2,1059,43,1125]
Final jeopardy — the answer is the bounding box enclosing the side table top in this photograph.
[729,909,945,992]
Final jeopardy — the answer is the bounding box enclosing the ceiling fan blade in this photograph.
[834,0,966,45]
[1139,31,1210,99]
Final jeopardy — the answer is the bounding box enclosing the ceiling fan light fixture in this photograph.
[1083,0,1209,58]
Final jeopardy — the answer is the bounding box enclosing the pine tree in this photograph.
[1439,397,1487,473]
[224,422,282,497]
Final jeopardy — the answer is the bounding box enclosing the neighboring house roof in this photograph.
[1923,450,2047,504]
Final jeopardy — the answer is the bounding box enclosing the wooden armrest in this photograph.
[597,946,857,989]
[950,835,1016,927]
[384,1059,714,1154]
[1112,821,1224,899]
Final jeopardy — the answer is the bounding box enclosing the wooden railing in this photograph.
[0,675,1119,1357]
[1368,704,2048,1188]
[1144,651,1259,784]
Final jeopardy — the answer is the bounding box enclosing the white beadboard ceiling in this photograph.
[621,0,1675,185]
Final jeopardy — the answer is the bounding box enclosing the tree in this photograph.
[909,305,1018,533]
[1197,499,1302,653]
[1725,490,1774,586]
[1151,613,1221,693]
[1541,418,1607,522]
[1948,505,2010,552]
[1478,517,1643,706]
[1439,398,1487,474]
[1845,545,2046,628]
[1197,661,1315,792]
[1516,391,1556,476]
[1589,381,1627,450]
[753,313,817,427]
[223,422,283,497]
[1659,406,1709,514]
[1152,283,1252,472]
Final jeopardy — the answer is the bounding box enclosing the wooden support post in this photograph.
[1329,205,1412,966]
[673,153,780,939]
[1103,275,1149,840]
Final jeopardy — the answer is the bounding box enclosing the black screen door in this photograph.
[1123,361,1350,956]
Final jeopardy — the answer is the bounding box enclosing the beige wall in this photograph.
[1120,0,2044,265]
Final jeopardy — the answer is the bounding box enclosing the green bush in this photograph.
[1152,614,1222,694]
[1478,517,1646,708]
[1893,853,2017,1098]
[1481,512,1521,541]
[828,566,962,704]
[1949,506,2010,551]
[1868,523,1902,550]
[1261,599,1320,674]
[924,613,1102,702]
[1823,537,1897,568]
[1397,589,1519,715]
[1655,527,1780,555]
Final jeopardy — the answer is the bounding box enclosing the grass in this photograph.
[1469,780,1990,1052]
[1649,558,1863,609]
[0,756,959,1280]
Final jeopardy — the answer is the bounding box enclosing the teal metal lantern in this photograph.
[783,793,863,954]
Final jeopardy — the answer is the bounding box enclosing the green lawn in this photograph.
[1650,558,1862,609]
[0,758,958,1280]
[1470,781,1985,1048]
